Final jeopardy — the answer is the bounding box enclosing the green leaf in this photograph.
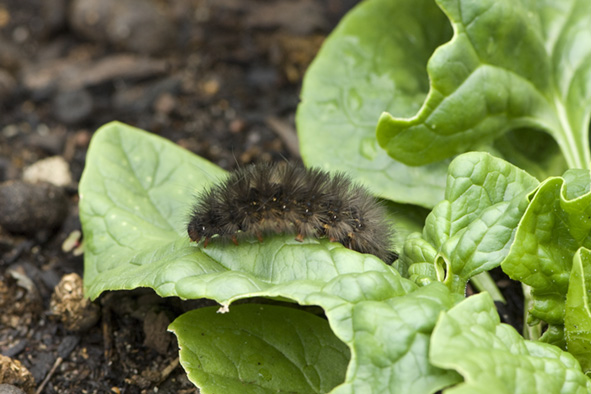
[328,282,462,394]
[80,121,226,299]
[169,304,350,394]
[80,122,422,301]
[430,292,591,393]
[408,262,439,286]
[403,233,438,266]
[403,152,538,292]
[377,0,591,170]
[174,259,461,393]
[565,248,591,373]
[81,122,461,393]
[502,169,591,330]
[296,0,454,207]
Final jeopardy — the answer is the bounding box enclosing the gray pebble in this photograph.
[52,89,94,124]
[69,0,175,54]
[113,76,181,113]
[0,384,26,394]
[0,181,68,235]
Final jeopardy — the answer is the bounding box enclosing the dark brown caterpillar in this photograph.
[187,162,395,263]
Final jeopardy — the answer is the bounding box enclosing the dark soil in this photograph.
[0,1,357,392]
[0,1,523,393]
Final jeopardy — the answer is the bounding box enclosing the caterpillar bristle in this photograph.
[187,162,396,263]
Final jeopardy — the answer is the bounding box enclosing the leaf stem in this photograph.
[522,283,542,340]
[553,98,591,170]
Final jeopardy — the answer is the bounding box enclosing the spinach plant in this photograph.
[80,0,591,392]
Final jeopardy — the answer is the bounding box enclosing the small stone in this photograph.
[0,181,68,235]
[52,89,94,124]
[246,66,279,89]
[21,54,167,95]
[0,7,9,28]
[74,130,92,148]
[0,384,26,394]
[113,76,181,113]
[200,78,220,96]
[23,156,73,187]
[229,118,246,133]
[245,0,327,35]
[69,0,175,54]
[0,356,35,394]
[153,92,176,115]
[61,230,83,255]
[0,270,42,328]
[26,126,66,156]
[50,273,100,331]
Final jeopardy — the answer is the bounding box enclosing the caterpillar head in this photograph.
[187,209,223,243]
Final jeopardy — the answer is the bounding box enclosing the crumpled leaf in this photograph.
[176,267,462,393]
[80,122,460,393]
[502,169,591,334]
[326,282,462,394]
[169,304,350,394]
[402,152,538,292]
[173,277,461,394]
[297,0,453,207]
[377,0,591,171]
[430,292,591,393]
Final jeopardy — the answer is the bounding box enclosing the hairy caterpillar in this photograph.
[187,162,395,263]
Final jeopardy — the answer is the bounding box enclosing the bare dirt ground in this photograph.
[0,1,357,392]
